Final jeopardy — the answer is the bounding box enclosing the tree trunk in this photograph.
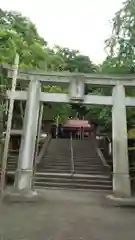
[0,109,4,164]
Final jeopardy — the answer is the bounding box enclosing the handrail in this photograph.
[105,136,112,155]
[35,134,52,164]
[56,115,59,139]
[70,133,74,176]
[96,134,112,169]
[96,148,111,169]
[106,135,112,143]
[32,134,52,189]
[96,134,112,156]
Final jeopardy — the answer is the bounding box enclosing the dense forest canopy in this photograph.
[1,1,135,133]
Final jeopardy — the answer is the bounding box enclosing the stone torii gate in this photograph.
[5,64,135,198]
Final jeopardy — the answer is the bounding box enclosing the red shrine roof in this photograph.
[64,119,91,128]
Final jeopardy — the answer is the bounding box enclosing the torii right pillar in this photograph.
[112,84,131,197]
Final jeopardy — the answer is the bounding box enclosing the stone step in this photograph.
[74,164,104,168]
[7,165,17,169]
[38,170,71,173]
[74,166,107,171]
[7,162,17,165]
[42,158,70,162]
[74,170,109,175]
[74,163,104,166]
[38,163,70,167]
[39,164,104,169]
[43,156,68,159]
[46,154,70,157]
[34,182,112,190]
[37,167,70,171]
[73,146,96,148]
[43,158,101,162]
[7,166,17,170]
[35,172,111,179]
[37,169,71,173]
[7,158,18,162]
[39,161,102,166]
[43,158,71,161]
[74,160,102,164]
[37,164,71,170]
[42,161,100,165]
[74,157,98,159]
[40,165,106,172]
[37,169,109,175]
[40,162,71,165]
[7,162,17,166]
[34,176,112,186]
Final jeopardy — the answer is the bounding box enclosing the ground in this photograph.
[0,189,135,239]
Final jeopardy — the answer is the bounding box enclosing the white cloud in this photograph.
[1,0,123,63]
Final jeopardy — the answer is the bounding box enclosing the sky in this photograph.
[1,0,123,63]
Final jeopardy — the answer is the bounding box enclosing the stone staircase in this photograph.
[0,150,18,184]
[34,138,112,191]
[73,139,110,175]
[36,139,71,174]
[0,137,45,183]
[7,151,18,173]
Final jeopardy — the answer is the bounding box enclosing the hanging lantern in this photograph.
[69,79,84,102]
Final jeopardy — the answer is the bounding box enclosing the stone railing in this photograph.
[96,134,112,168]
[35,134,52,164]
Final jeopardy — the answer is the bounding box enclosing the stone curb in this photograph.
[106,194,135,207]
[2,190,45,203]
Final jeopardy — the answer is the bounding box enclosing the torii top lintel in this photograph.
[4,64,135,86]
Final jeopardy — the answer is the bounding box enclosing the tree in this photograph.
[101,0,135,129]
[54,45,96,73]
[0,9,66,70]
[105,0,135,73]
[0,9,69,128]
[0,9,46,45]
[0,8,114,130]
[42,85,72,123]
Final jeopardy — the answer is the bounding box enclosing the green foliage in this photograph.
[101,56,132,74]
[42,85,71,123]
[0,9,45,45]
[104,0,135,73]
[3,5,135,131]
[102,0,135,128]
[0,30,18,63]
[0,8,98,126]
[54,46,96,73]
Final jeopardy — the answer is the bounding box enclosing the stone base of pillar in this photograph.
[14,169,33,192]
[2,189,44,203]
[106,194,135,207]
[113,173,131,197]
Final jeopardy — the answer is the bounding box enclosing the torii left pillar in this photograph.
[14,80,40,194]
